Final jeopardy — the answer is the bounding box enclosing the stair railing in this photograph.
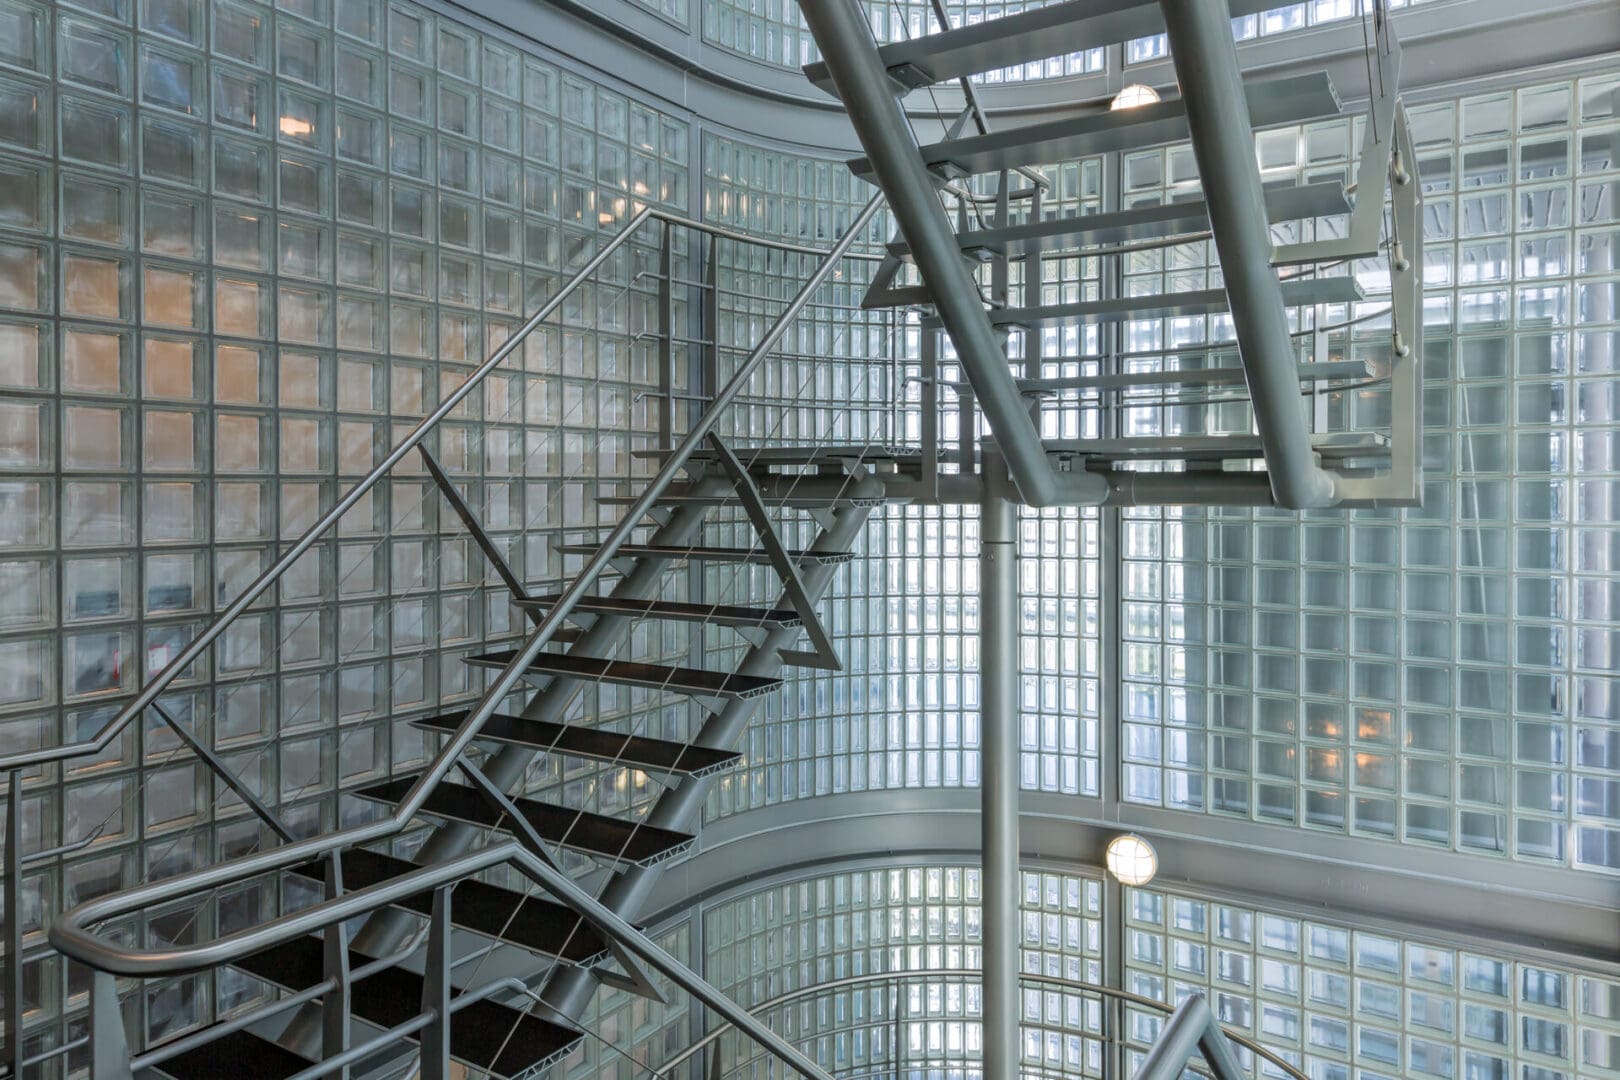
[659,968,1306,1080]
[24,193,884,1080]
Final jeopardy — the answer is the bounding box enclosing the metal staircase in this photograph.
[800,0,1424,510]
[1,202,884,1080]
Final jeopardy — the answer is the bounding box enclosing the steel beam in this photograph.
[979,461,1020,1080]
[1157,0,1336,509]
[797,0,1105,508]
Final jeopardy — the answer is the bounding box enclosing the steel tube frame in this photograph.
[1132,994,1246,1080]
[799,0,1105,508]
[979,460,1020,1080]
[1157,0,1337,510]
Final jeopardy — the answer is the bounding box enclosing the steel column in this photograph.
[1157,0,1336,510]
[799,0,1104,508]
[980,460,1020,1080]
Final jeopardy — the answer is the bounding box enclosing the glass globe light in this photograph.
[1110,84,1161,111]
[1105,833,1158,885]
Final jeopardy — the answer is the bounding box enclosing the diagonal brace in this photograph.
[705,434,842,672]
[419,446,539,622]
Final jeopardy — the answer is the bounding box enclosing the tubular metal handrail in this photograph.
[661,968,1308,1080]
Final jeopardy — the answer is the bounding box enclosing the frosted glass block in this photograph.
[277,87,326,150]
[278,220,329,280]
[277,284,331,345]
[59,94,130,170]
[62,404,127,469]
[335,107,381,166]
[278,155,327,213]
[64,480,133,546]
[62,252,128,320]
[139,116,205,186]
[334,43,383,106]
[0,76,47,154]
[336,170,381,227]
[60,17,130,94]
[212,67,267,133]
[0,240,46,310]
[0,322,44,390]
[212,2,266,67]
[140,191,203,259]
[277,22,327,87]
[213,137,270,204]
[336,0,379,41]
[142,265,200,328]
[0,156,47,234]
[438,140,474,192]
[141,409,197,470]
[390,183,430,238]
[336,295,381,350]
[213,276,268,338]
[139,44,202,116]
[142,336,199,398]
[62,327,127,394]
[0,399,46,468]
[64,173,135,251]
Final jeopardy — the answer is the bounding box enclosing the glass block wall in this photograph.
[704,864,1105,1080]
[1122,884,1620,1080]
[1117,73,1620,874]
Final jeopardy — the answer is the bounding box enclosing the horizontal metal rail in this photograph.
[659,968,1307,1080]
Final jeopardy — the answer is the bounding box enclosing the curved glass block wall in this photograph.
[1117,73,1620,873]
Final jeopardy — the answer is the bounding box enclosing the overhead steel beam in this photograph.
[798,0,1106,508]
[1157,0,1337,510]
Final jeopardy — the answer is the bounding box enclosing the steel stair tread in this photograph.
[464,648,785,701]
[230,936,582,1078]
[516,593,803,629]
[284,847,608,963]
[1047,431,1390,462]
[554,543,854,567]
[597,492,883,509]
[804,0,1281,93]
[354,774,696,866]
[149,1029,315,1080]
[414,711,743,777]
[931,276,1362,330]
[631,443,916,464]
[886,181,1351,260]
[851,73,1342,179]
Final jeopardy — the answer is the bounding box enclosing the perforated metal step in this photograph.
[230,936,582,1078]
[285,847,608,963]
[149,1029,314,1080]
[464,649,784,700]
[850,73,1342,179]
[414,711,742,778]
[353,774,696,866]
[517,594,803,629]
[554,542,854,567]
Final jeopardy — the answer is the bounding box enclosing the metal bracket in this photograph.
[706,434,842,672]
[454,760,563,873]
[691,695,728,718]
[592,939,672,1005]
[419,446,538,623]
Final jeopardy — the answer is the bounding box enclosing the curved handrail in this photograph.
[51,838,836,1080]
[0,204,884,779]
[42,193,887,956]
[661,968,1309,1080]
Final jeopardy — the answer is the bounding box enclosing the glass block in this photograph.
[60,172,130,247]
[0,0,49,74]
[61,403,127,469]
[0,321,45,390]
[61,251,128,320]
[0,239,47,310]
[59,94,131,170]
[142,336,200,398]
[139,43,202,116]
[0,398,46,468]
[61,327,127,394]
[213,135,270,203]
[0,74,49,154]
[140,190,204,259]
[387,6,431,63]
[214,66,269,133]
[334,106,381,166]
[335,169,381,227]
[335,0,380,42]
[212,2,265,67]
[213,276,268,338]
[142,264,200,328]
[278,154,327,214]
[59,17,130,94]
[0,155,48,233]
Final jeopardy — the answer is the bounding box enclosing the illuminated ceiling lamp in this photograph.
[1110,83,1161,111]
[1104,833,1159,886]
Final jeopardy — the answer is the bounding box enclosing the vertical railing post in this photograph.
[919,325,939,501]
[4,775,22,1079]
[658,220,676,450]
[89,972,133,1080]
[701,234,720,407]
[419,885,452,1080]
[322,852,351,1079]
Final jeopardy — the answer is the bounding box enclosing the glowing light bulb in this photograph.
[1105,833,1158,885]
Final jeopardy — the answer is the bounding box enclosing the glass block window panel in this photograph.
[1117,74,1620,875]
